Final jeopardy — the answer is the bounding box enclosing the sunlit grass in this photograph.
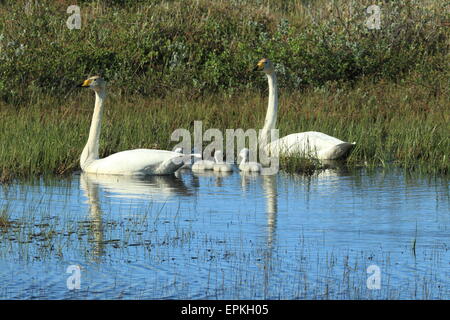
[0,0,447,101]
[0,76,448,180]
[0,0,447,180]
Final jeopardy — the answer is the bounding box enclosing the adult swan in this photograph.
[78,76,184,175]
[254,58,355,160]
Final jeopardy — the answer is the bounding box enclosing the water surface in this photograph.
[0,167,448,299]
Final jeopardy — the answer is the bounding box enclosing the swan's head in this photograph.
[253,58,274,74]
[79,76,106,92]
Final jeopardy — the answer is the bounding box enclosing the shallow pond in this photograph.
[0,166,448,299]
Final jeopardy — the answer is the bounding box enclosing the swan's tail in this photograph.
[322,141,356,160]
[334,142,356,160]
[154,155,184,175]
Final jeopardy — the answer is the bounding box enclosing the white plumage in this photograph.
[82,148,185,175]
[213,150,233,172]
[191,147,215,171]
[254,58,355,160]
[173,147,201,170]
[266,131,356,160]
[191,159,215,171]
[79,76,184,175]
[238,148,262,173]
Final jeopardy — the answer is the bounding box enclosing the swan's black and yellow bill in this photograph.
[78,79,92,87]
[253,58,266,71]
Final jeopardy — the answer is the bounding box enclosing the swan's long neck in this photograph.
[80,89,106,169]
[259,72,278,147]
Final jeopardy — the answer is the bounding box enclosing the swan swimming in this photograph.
[191,148,215,171]
[192,158,215,171]
[254,58,355,160]
[79,76,185,175]
[173,147,201,169]
[213,150,233,172]
[238,148,262,173]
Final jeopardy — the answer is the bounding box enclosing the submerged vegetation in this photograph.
[0,0,448,179]
[0,171,448,299]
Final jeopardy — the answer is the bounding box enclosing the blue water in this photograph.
[0,167,448,299]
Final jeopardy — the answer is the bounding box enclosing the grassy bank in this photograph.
[0,77,448,181]
[0,0,448,180]
[0,0,447,101]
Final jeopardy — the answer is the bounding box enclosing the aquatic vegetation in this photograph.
[0,78,448,180]
[0,0,448,179]
[0,1,447,300]
[0,208,12,231]
[0,170,448,299]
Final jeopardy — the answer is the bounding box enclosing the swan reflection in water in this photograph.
[79,173,105,261]
[82,172,193,202]
[192,170,233,187]
[240,172,278,298]
[239,162,350,298]
[79,162,349,265]
[79,173,193,261]
[261,174,278,299]
[284,160,352,201]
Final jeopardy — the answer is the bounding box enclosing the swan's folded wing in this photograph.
[84,149,184,175]
[266,131,347,159]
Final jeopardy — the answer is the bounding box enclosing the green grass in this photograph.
[0,0,448,180]
[0,0,447,101]
[0,76,448,180]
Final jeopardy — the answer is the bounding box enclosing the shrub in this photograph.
[0,0,447,103]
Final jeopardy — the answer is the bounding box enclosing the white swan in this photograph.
[79,76,185,175]
[213,150,233,172]
[173,147,201,169]
[191,148,215,171]
[192,159,215,171]
[238,148,262,173]
[254,58,355,160]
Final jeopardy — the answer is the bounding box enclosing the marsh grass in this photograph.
[0,0,448,179]
[279,156,326,175]
[0,170,448,299]
[0,197,446,299]
[0,76,448,180]
[0,207,12,231]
